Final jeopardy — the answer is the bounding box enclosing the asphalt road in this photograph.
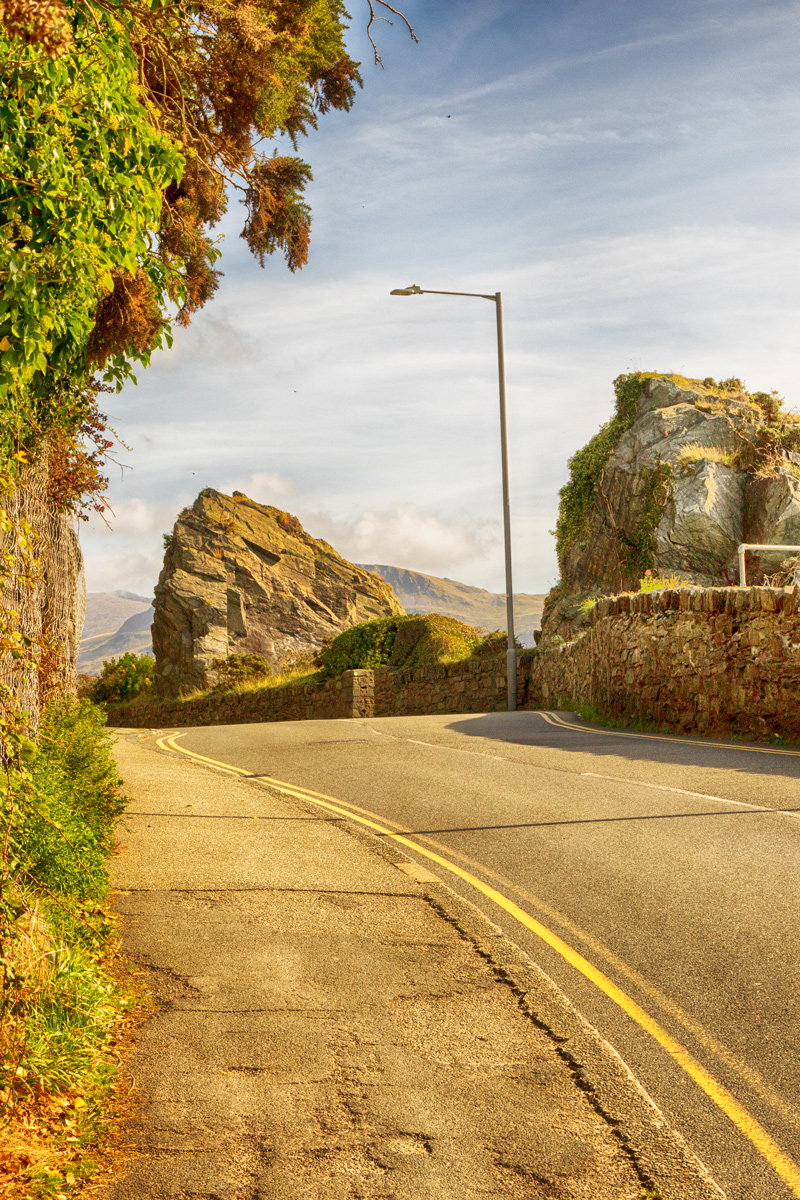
[174,710,800,1200]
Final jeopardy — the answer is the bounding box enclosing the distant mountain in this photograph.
[357,565,545,648]
[78,591,153,676]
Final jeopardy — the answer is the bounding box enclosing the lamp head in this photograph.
[390,284,423,296]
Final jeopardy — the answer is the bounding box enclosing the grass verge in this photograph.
[1,697,134,1197]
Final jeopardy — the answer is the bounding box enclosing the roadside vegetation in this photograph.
[98,616,513,711]
[319,613,510,675]
[0,697,132,1196]
[1,2,416,1192]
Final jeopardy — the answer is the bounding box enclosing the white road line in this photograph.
[406,738,503,761]
[581,771,800,818]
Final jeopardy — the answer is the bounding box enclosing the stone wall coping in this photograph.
[591,584,798,623]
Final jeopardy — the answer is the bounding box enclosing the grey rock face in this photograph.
[563,378,800,594]
[153,490,404,697]
[656,461,744,582]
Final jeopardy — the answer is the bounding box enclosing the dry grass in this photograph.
[676,443,737,468]
[638,574,690,593]
[178,664,321,703]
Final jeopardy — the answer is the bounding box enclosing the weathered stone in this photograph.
[656,460,743,579]
[544,376,800,644]
[743,474,800,579]
[152,489,403,696]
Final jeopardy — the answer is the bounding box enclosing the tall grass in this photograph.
[1,697,131,1197]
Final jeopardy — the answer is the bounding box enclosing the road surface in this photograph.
[165,709,800,1200]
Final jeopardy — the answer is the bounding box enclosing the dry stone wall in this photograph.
[107,669,376,728]
[374,659,508,716]
[106,659,511,728]
[108,587,800,745]
[527,586,800,742]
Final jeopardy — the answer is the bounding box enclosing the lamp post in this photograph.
[389,284,517,712]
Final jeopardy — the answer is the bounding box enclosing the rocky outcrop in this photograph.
[542,374,800,645]
[152,490,404,697]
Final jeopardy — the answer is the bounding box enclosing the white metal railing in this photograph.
[737,543,800,587]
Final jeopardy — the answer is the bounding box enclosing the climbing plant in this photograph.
[554,371,662,571]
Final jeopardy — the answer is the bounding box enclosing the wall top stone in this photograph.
[588,585,795,626]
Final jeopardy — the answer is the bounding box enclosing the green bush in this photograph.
[320,616,408,676]
[2,696,129,1121]
[90,651,154,703]
[209,652,272,691]
[13,696,126,914]
[320,613,502,677]
[554,371,661,570]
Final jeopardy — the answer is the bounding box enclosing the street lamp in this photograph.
[390,284,517,712]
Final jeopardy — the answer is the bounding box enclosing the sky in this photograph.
[81,0,800,599]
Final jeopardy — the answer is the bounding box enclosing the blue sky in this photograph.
[82,0,800,597]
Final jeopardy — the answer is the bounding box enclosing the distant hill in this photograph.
[357,565,545,648]
[78,592,153,676]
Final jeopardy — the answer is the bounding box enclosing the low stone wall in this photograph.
[108,587,800,742]
[106,658,512,728]
[106,669,375,728]
[526,586,800,741]
[374,658,509,717]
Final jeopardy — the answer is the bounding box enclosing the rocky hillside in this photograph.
[153,490,404,696]
[358,564,545,647]
[541,372,800,644]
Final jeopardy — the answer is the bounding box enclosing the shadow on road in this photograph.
[445,710,800,781]
[373,804,800,838]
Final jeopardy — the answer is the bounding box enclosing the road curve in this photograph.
[169,709,800,1200]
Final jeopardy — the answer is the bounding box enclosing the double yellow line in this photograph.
[155,730,800,1196]
[541,709,800,757]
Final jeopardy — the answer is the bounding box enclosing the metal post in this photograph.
[494,292,516,712]
[389,283,518,713]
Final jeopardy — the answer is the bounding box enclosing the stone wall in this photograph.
[108,587,800,744]
[106,659,512,728]
[526,586,800,742]
[374,658,509,716]
[106,669,376,728]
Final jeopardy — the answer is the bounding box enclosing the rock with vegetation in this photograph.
[152,490,404,697]
[541,372,800,646]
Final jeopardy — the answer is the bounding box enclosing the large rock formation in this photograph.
[153,490,404,696]
[541,373,800,645]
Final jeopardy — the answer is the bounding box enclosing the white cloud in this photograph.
[85,497,186,539]
[83,551,163,596]
[226,471,297,503]
[306,504,495,574]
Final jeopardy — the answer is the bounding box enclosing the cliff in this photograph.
[541,372,800,644]
[153,490,403,696]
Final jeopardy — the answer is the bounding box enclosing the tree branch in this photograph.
[365,0,418,68]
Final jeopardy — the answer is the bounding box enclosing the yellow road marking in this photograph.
[159,731,800,1196]
[158,728,796,1116]
[541,710,800,758]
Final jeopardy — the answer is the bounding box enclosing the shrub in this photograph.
[209,652,272,691]
[1,695,130,1184]
[320,613,505,677]
[320,616,407,676]
[90,652,154,703]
